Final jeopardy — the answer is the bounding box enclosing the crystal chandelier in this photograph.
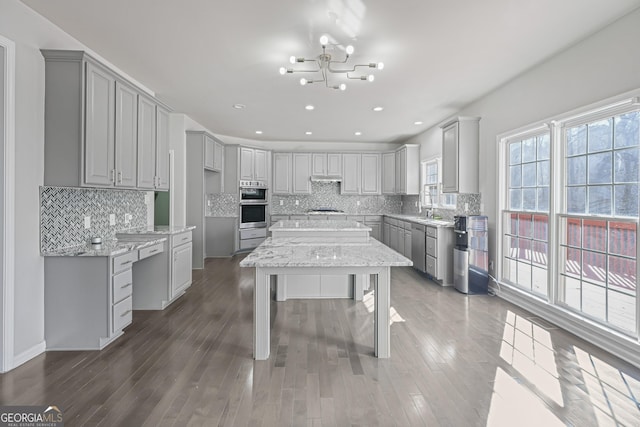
[279,35,384,91]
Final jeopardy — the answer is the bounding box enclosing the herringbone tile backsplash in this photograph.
[40,186,148,252]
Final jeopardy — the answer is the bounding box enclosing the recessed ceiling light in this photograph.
[255,130,263,135]
[305,105,315,110]
[233,103,246,109]
[355,131,362,136]
[372,106,384,112]
[414,121,423,125]
[305,131,313,135]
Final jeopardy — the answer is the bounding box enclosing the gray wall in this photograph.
[406,8,640,270]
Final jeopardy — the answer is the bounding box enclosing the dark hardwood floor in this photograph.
[2,256,640,426]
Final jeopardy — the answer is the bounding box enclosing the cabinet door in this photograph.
[273,153,292,194]
[254,149,268,181]
[240,147,254,180]
[442,122,459,193]
[292,153,311,194]
[312,153,326,176]
[389,225,398,252]
[404,229,412,259]
[172,243,192,298]
[394,150,401,195]
[396,148,408,194]
[136,95,157,189]
[368,222,382,241]
[204,135,215,170]
[341,153,361,194]
[84,61,115,186]
[156,105,170,190]
[361,153,381,195]
[398,226,405,256]
[383,222,390,245]
[327,153,342,176]
[213,141,223,172]
[114,82,137,188]
[382,152,395,194]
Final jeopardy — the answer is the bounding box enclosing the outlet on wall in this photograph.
[279,200,283,206]
[124,213,131,224]
[356,200,360,206]
[109,214,116,226]
[84,216,91,229]
[465,202,469,211]
[295,200,299,206]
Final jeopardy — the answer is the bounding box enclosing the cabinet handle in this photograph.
[120,310,132,318]
[110,169,116,184]
[117,171,122,183]
[148,249,159,254]
[120,283,132,289]
[119,260,133,266]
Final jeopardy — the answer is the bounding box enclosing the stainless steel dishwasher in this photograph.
[411,223,426,273]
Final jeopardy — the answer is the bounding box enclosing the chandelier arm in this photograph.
[289,68,322,73]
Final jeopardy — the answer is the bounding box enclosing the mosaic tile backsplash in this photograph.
[271,182,402,214]
[206,193,238,217]
[401,193,481,220]
[40,186,148,252]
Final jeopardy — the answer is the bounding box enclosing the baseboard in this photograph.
[12,340,46,370]
[491,283,640,369]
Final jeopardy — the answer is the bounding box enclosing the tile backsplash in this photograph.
[270,182,402,215]
[401,193,482,220]
[40,186,148,252]
[206,193,238,217]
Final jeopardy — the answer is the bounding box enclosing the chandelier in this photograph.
[279,35,384,91]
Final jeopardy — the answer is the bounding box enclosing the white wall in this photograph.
[169,114,187,226]
[406,7,640,268]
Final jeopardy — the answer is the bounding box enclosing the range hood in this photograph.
[310,175,342,182]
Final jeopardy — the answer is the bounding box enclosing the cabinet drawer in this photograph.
[426,226,438,238]
[172,231,192,247]
[112,251,138,274]
[402,221,412,230]
[347,215,365,221]
[426,255,437,277]
[240,228,267,240]
[239,237,265,250]
[138,242,164,260]
[365,215,382,222]
[387,218,398,226]
[112,269,133,304]
[426,236,437,257]
[113,295,133,332]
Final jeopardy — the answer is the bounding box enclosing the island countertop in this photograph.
[41,237,167,257]
[239,237,412,268]
[117,225,196,235]
[269,220,372,232]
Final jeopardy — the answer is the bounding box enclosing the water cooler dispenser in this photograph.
[453,215,489,294]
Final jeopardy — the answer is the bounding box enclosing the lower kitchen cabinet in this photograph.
[172,240,192,297]
[425,225,455,286]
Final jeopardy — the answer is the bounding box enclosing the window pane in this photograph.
[567,156,586,185]
[614,111,639,148]
[608,256,636,295]
[567,125,587,156]
[566,218,582,247]
[563,247,581,277]
[522,188,536,211]
[505,235,517,259]
[609,222,636,257]
[518,262,532,288]
[508,213,518,235]
[537,160,550,186]
[537,187,549,212]
[518,239,531,262]
[510,142,521,165]
[533,215,548,241]
[537,134,550,160]
[588,186,612,215]
[613,148,639,183]
[567,186,586,213]
[582,251,606,287]
[510,189,522,210]
[614,184,638,217]
[532,266,548,296]
[582,282,606,322]
[583,220,607,252]
[563,276,581,311]
[532,241,548,267]
[522,163,537,187]
[518,214,532,237]
[522,138,536,162]
[608,290,636,333]
[510,165,521,187]
[588,118,613,153]
[588,152,612,184]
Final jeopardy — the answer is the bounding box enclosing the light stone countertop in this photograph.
[269,220,372,232]
[41,237,167,257]
[365,213,454,228]
[239,237,412,268]
[117,225,197,235]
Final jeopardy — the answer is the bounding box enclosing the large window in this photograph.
[499,98,639,339]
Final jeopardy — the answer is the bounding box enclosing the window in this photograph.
[499,99,639,338]
[420,159,457,208]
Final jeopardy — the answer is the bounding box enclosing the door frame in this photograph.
[0,34,16,373]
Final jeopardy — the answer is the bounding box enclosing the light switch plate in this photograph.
[109,214,116,226]
[125,213,131,224]
[356,201,360,206]
[84,216,91,229]
[279,200,283,205]
[295,200,299,206]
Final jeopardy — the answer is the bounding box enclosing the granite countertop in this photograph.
[239,237,412,268]
[41,237,167,257]
[270,220,371,232]
[374,213,454,228]
[117,225,197,235]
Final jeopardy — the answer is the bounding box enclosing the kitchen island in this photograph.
[239,237,412,359]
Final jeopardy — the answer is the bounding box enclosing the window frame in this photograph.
[420,157,457,210]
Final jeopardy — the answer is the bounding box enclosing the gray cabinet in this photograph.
[155,106,170,190]
[425,226,455,285]
[240,147,254,180]
[240,147,268,181]
[254,149,268,181]
[292,153,312,194]
[341,153,361,194]
[361,153,381,195]
[394,145,420,195]
[204,135,224,172]
[136,94,157,189]
[312,153,342,176]
[213,140,224,171]
[172,238,192,298]
[382,152,396,194]
[114,81,137,188]
[441,117,480,193]
[341,153,381,195]
[273,153,292,194]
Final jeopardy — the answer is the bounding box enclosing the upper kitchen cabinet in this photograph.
[272,153,292,194]
[441,117,480,193]
[311,153,342,177]
[204,134,224,172]
[292,153,312,194]
[271,152,311,194]
[381,145,419,195]
[240,147,268,181]
[41,50,172,190]
[382,152,395,194]
[136,94,157,189]
[341,153,381,195]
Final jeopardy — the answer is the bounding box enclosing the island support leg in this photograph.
[254,268,270,360]
[374,267,391,358]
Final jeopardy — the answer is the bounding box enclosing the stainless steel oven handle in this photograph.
[454,230,467,234]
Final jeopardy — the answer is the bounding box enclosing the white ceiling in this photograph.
[21,0,640,144]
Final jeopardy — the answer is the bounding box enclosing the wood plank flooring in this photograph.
[2,255,640,426]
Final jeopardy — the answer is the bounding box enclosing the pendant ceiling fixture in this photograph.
[279,35,384,91]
